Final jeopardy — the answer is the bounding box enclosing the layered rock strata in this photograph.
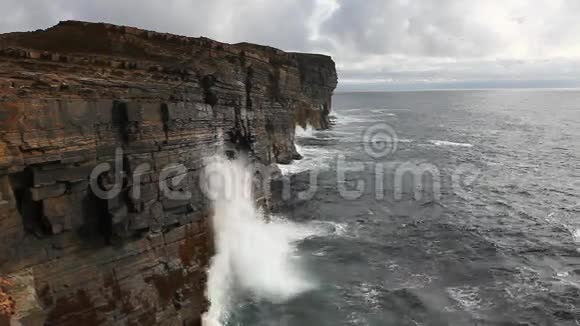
[0,21,336,325]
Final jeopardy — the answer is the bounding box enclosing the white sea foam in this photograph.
[331,222,349,236]
[546,212,580,244]
[446,286,482,312]
[357,283,381,310]
[370,109,397,117]
[331,111,369,125]
[430,140,474,148]
[278,153,332,175]
[305,220,349,237]
[296,124,316,138]
[202,157,317,326]
[295,143,305,155]
[556,271,570,278]
[279,136,338,175]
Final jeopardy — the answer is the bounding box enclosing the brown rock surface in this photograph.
[0,21,336,325]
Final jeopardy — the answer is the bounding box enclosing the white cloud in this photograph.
[2,0,580,89]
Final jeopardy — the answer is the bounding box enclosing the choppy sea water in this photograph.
[229,90,580,325]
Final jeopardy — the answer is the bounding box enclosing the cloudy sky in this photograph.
[3,0,580,90]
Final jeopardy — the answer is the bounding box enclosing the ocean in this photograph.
[209,90,580,326]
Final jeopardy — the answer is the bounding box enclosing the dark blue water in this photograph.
[235,90,580,325]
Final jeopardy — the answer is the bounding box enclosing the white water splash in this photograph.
[202,157,317,326]
[278,123,342,175]
[295,124,315,138]
[295,143,305,156]
[429,140,474,148]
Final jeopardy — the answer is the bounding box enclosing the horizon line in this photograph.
[335,86,580,93]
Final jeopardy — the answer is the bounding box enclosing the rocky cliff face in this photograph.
[0,21,336,325]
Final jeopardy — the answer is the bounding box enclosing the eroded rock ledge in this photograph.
[0,21,337,325]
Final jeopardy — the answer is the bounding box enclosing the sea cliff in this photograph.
[0,21,336,325]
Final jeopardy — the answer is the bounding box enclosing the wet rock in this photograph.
[30,183,66,201]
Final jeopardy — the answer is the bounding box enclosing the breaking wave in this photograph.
[296,124,316,138]
[202,157,317,326]
[429,140,474,148]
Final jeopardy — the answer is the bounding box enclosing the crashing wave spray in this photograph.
[295,124,315,138]
[202,157,317,326]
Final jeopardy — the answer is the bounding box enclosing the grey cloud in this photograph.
[0,0,315,51]
[0,0,65,33]
[1,0,580,89]
[319,0,500,57]
[339,58,580,82]
[69,0,316,50]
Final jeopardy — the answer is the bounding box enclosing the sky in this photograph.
[2,0,580,91]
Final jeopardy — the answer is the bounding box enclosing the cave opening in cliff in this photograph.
[84,189,114,244]
[9,169,46,237]
[111,100,130,143]
[201,75,218,107]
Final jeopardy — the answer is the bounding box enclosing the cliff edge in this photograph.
[0,21,337,325]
